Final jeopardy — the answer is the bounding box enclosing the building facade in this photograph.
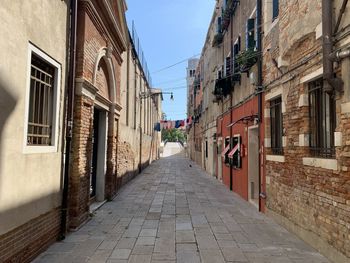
[0,1,69,262]
[119,25,162,184]
[263,0,350,261]
[67,0,129,229]
[188,0,265,211]
[186,58,199,116]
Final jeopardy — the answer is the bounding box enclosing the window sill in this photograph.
[266,155,285,163]
[23,145,58,154]
[302,157,338,171]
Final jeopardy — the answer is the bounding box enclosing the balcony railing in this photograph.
[212,32,223,47]
[213,73,241,100]
[235,48,261,73]
[221,0,239,33]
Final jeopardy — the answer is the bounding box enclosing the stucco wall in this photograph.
[0,0,68,235]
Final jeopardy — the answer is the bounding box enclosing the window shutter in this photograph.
[273,0,279,20]
[226,57,231,77]
[217,17,222,33]
[246,18,255,50]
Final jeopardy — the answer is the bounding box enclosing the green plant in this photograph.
[235,48,260,72]
[212,33,223,47]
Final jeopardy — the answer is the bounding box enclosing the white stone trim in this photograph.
[92,47,117,104]
[266,155,285,163]
[265,87,282,101]
[298,94,309,107]
[315,22,322,40]
[302,157,338,171]
[282,136,287,147]
[341,102,350,113]
[264,108,270,118]
[300,68,323,83]
[75,78,98,100]
[23,43,62,154]
[299,134,309,147]
[264,138,271,147]
[334,132,342,147]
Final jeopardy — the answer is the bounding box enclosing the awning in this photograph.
[228,144,239,158]
[227,114,259,128]
[221,144,230,157]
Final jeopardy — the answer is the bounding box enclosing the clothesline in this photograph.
[154,116,195,131]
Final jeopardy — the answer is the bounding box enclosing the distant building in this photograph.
[186,58,199,116]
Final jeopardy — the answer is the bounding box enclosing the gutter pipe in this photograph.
[61,0,77,238]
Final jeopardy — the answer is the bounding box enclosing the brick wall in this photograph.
[69,95,94,229]
[263,1,350,259]
[0,208,61,263]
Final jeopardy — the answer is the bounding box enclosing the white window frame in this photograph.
[23,43,61,154]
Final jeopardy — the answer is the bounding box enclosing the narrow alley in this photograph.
[34,144,329,263]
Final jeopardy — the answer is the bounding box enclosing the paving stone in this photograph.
[135,237,156,246]
[140,229,157,237]
[199,249,225,263]
[33,154,330,263]
[177,250,200,263]
[176,230,195,243]
[221,247,248,262]
[116,238,136,249]
[110,248,131,260]
[131,245,154,255]
[128,254,152,263]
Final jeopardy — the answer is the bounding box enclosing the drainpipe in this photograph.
[61,0,77,238]
[229,7,233,192]
[330,47,350,61]
[322,0,343,92]
[256,0,263,212]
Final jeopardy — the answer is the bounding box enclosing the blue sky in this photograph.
[126,0,216,120]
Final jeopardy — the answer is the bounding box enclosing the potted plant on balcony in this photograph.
[235,48,260,72]
[212,32,223,47]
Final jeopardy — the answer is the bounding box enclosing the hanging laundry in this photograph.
[175,120,181,128]
[154,123,161,132]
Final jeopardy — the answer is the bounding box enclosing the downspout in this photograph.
[61,0,77,238]
[322,0,343,92]
[256,0,263,212]
[229,6,233,191]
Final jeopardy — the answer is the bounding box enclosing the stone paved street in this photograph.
[34,150,330,263]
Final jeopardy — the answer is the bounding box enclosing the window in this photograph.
[223,137,230,165]
[217,17,222,33]
[246,18,255,50]
[272,0,279,20]
[24,44,61,153]
[225,56,231,77]
[270,97,283,155]
[309,79,336,158]
[233,36,241,73]
[228,136,242,168]
[205,141,208,158]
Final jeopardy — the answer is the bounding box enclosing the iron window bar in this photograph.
[308,79,336,158]
[27,55,54,146]
[270,97,283,155]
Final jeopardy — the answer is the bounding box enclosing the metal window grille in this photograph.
[270,97,283,155]
[27,54,55,146]
[309,79,335,158]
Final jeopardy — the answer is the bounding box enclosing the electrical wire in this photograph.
[152,54,201,74]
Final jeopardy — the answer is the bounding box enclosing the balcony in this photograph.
[221,0,239,33]
[213,73,241,100]
[212,32,223,47]
[235,48,260,73]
